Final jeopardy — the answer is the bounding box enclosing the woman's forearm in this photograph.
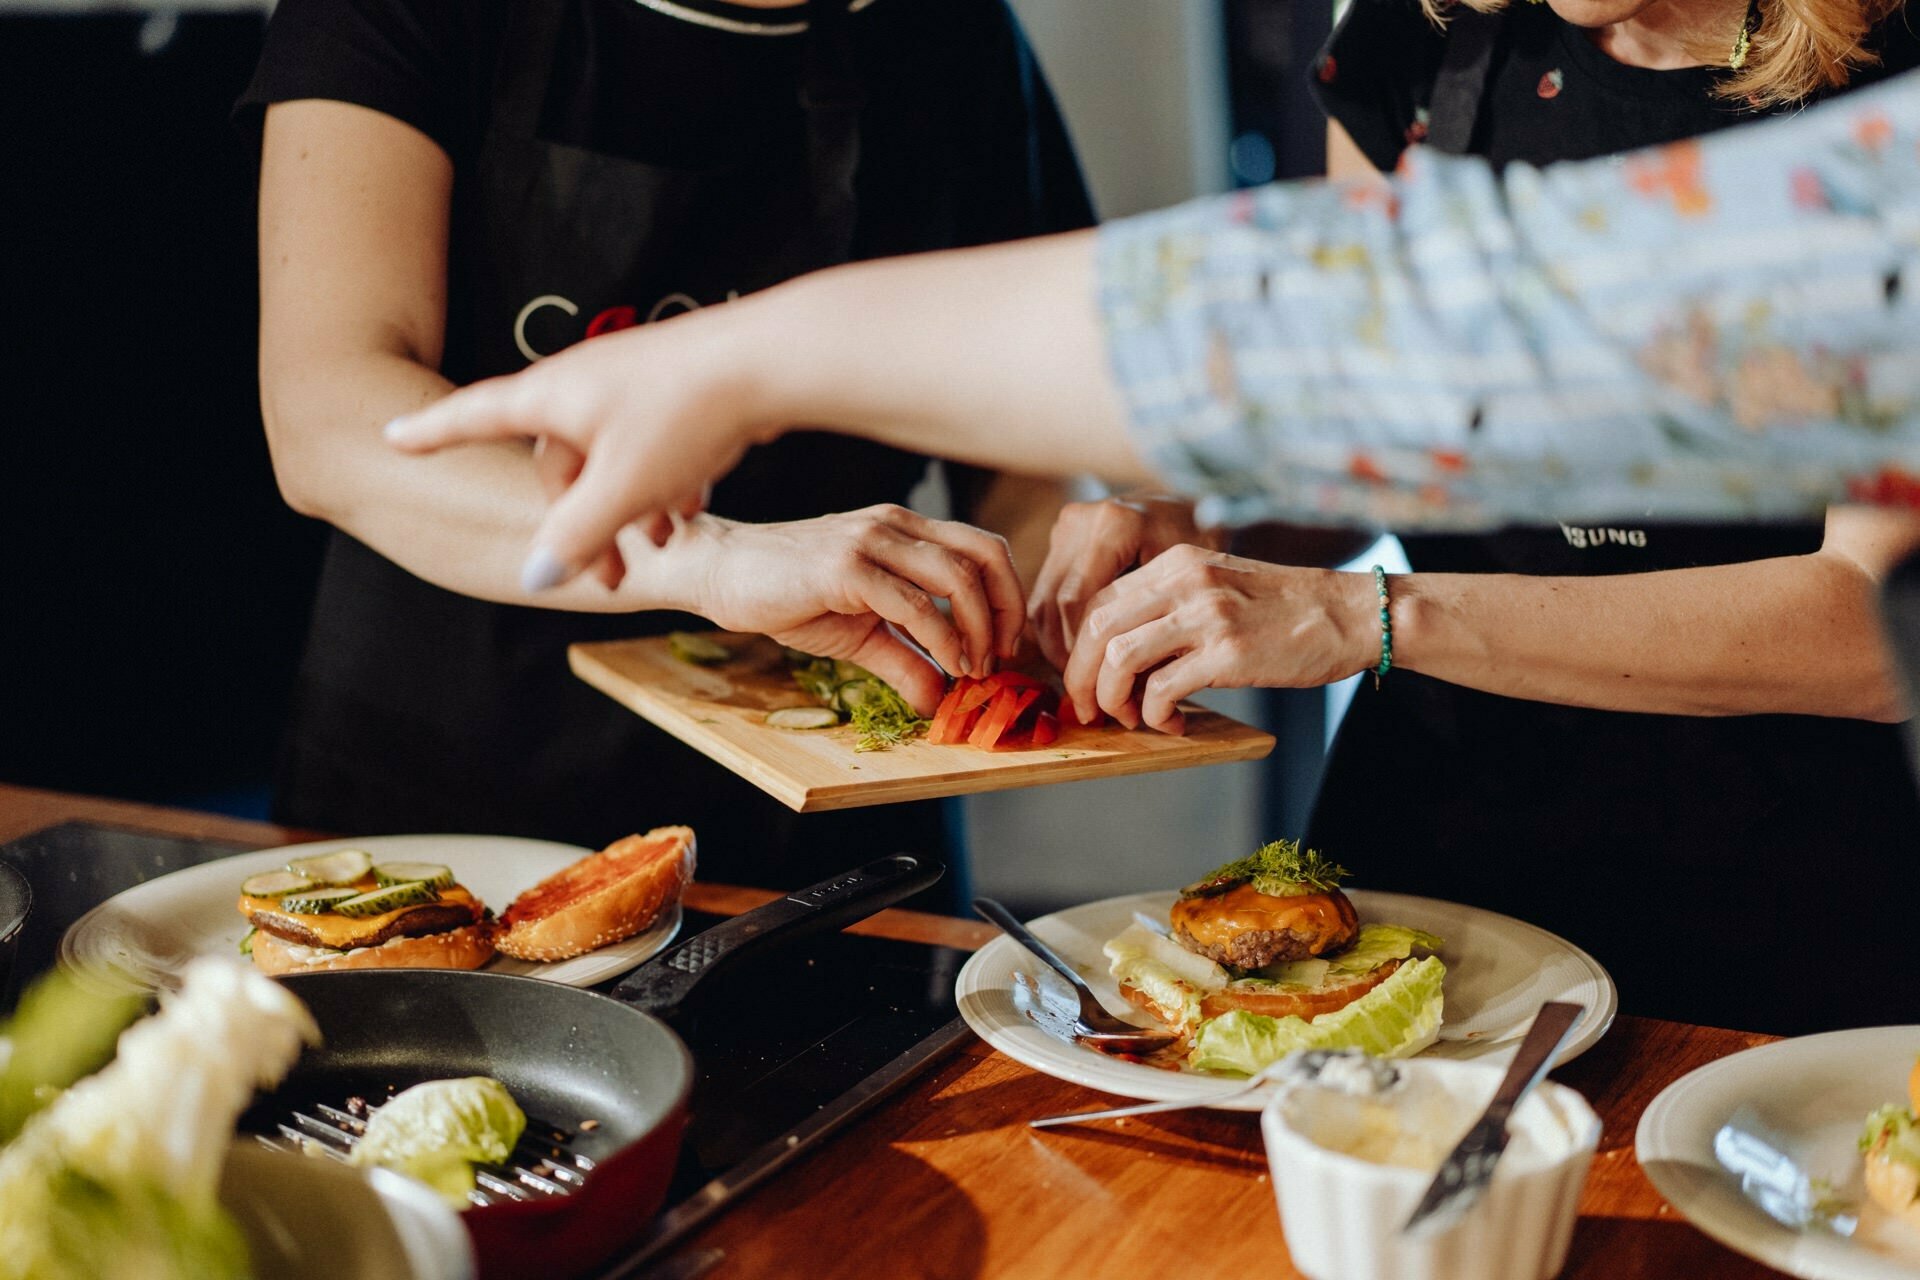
[742,231,1152,486]
[1394,556,1907,720]
[262,351,701,613]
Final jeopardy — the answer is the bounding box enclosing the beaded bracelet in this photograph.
[1372,564,1394,689]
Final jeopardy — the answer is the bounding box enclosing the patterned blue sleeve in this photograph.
[1098,69,1920,529]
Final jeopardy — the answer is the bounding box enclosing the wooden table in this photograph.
[0,783,1788,1280]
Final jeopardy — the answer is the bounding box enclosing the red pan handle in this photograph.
[606,853,941,1017]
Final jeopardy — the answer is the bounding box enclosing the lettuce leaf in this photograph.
[1188,955,1447,1074]
[352,1076,527,1207]
[0,960,317,1280]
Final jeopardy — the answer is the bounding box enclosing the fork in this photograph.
[973,897,1176,1055]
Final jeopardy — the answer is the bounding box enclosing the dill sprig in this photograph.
[851,695,929,752]
[1179,838,1351,899]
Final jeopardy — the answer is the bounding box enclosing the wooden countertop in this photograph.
[0,783,1788,1280]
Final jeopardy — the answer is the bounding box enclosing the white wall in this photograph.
[1007,0,1230,218]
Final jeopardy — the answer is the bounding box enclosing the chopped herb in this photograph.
[1180,838,1351,900]
[785,651,926,751]
[850,691,929,752]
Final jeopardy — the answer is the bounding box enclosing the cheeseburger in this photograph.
[1105,839,1445,1063]
[238,849,494,975]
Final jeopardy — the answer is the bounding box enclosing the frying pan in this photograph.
[247,852,942,1280]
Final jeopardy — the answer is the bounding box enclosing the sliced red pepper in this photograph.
[1032,710,1060,747]
[927,678,976,745]
[988,689,1050,752]
[970,687,1041,749]
[987,671,1046,691]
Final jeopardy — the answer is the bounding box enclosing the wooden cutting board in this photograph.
[569,633,1276,812]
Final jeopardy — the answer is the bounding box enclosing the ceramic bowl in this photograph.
[1261,1057,1601,1280]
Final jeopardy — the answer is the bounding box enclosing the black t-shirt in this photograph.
[233,0,1093,894]
[239,0,1090,256]
[1301,4,1920,1035]
[1313,1,1920,173]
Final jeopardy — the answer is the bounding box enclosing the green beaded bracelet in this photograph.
[1372,564,1394,688]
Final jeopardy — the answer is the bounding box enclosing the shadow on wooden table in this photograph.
[1566,1216,1783,1278]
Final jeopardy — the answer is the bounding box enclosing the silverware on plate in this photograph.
[1714,1105,1857,1236]
[973,897,1176,1056]
[1402,1001,1585,1236]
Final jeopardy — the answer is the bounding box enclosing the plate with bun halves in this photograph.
[59,827,695,993]
[957,838,1618,1111]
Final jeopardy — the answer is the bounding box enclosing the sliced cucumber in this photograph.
[373,862,455,890]
[668,631,732,666]
[334,881,438,917]
[833,679,884,714]
[766,706,841,730]
[281,887,362,915]
[286,848,374,887]
[241,870,314,899]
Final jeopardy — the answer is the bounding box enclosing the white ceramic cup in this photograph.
[1261,1057,1601,1280]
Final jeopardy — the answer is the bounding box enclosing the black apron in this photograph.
[276,0,954,897]
[1307,25,1920,1035]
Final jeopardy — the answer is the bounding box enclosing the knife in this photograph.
[1402,1001,1585,1236]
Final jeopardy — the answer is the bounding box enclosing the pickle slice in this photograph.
[668,632,731,666]
[241,870,314,899]
[373,862,455,890]
[281,888,362,915]
[287,849,375,887]
[335,881,439,918]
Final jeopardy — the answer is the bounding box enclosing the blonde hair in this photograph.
[1416,0,1903,107]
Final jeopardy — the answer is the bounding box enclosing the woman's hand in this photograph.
[1062,546,1376,734]
[1027,494,1222,669]
[386,306,763,591]
[673,507,1024,716]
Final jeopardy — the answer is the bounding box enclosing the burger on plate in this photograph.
[238,849,495,975]
[1861,1056,1920,1227]
[1104,839,1446,1071]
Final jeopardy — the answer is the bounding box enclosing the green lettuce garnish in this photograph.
[1180,838,1351,900]
[1188,955,1447,1073]
[1862,1103,1920,1171]
[352,1076,528,1207]
[1245,924,1444,985]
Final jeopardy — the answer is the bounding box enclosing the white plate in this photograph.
[1637,1027,1920,1280]
[61,834,681,992]
[955,888,1616,1112]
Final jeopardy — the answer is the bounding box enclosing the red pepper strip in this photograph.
[970,687,1041,749]
[927,678,977,745]
[1032,710,1060,747]
[988,689,1046,751]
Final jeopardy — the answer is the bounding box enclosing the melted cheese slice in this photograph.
[1170,883,1351,954]
[239,879,479,950]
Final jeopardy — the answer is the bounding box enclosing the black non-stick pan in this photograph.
[246,852,942,1280]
